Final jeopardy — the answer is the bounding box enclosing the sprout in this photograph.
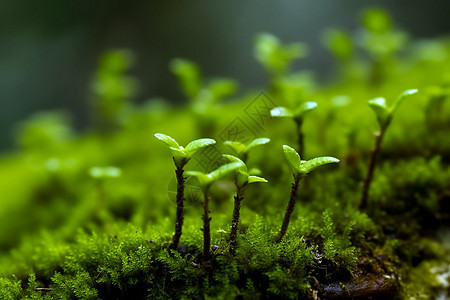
[255,33,308,80]
[271,101,318,158]
[186,162,244,264]
[360,89,419,209]
[223,154,267,253]
[223,138,270,162]
[277,145,339,242]
[155,133,216,250]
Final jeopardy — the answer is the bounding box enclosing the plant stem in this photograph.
[201,187,211,263]
[229,185,245,254]
[277,175,302,242]
[360,128,386,210]
[295,119,304,159]
[169,163,186,250]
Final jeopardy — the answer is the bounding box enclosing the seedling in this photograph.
[89,166,122,221]
[223,138,270,163]
[255,33,308,81]
[277,145,339,242]
[223,154,268,252]
[170,58,237,135]
[154,133,216,250]
[186,162,244,264]
[91,50,138,131]
[360,89,418,209]
[271,101,318,158]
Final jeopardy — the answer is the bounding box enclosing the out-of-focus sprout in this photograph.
[88,166,122,222]
[91,49,138,132]
[155,133,216,250]
[322,29,354,61]
[223,155,267,253]
[424,77,450,128]
[223,138,270,163]
[277,145,339,242]
[360,89,418,209]
[357,8,408,85]
[271,101,318,158]
[186,162,244,265]
[254,33,308,81]
[170,58,237,136]
[15,111,72,152]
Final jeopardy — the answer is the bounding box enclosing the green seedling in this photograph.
[255,33,308,81]
[186,162,244,264]
[360,89,418,209]
[277,145,339,242]
[271,101,318,158]
[170,58,237,135]
[154,133,216,250]
[223,138,270,163]
[223,155,267,253]
[89,166,122,221]
[91,49,138,131]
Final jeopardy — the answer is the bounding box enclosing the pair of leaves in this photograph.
[223,154,268,187]
[89,166,122,179]
[255,33,308,76]
[223,138,270,157]
[368,89,418,127]
[185,162,244,188]
[170,58,237,104]
[270,101,318,122]
[154,133,216,167]
[283,145,339,176]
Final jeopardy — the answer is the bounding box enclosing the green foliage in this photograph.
[223,154,267,187]
[154,133,216,167]
[282,145,340,176]
[368,89,419,128]
[89,166,122,179]
[223,138,270,161]
[186,162,244,188]
[255,33,308,78]
[271,101,317,124]
[0,7,450,299]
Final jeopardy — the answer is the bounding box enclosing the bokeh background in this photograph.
[1,0,449,151]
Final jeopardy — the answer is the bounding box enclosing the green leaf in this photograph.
[248,176,268,184]
[224,141,247,155]
[300,156,340,174]
[154,133,180,149]
[390,89,419,115]
[245,138,271,153]
[208,162,244,182]
[368,97,389,126]
[293,101,318,117]
[283,145,301,174]
[184,138,216,157]
[270,106,293,118]
[185,171,211,187]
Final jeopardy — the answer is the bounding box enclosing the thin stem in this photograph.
[360,128,386,210]
[277,175,302,242]
[169,161,186,250]
[229,185,245,254]
[201,187,211,264]
[295,119,304,159]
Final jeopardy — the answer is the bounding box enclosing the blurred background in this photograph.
[1,0,449,152]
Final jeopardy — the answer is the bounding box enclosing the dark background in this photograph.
[1,0,449,151]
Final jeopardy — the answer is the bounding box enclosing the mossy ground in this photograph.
[1,9,450,300]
